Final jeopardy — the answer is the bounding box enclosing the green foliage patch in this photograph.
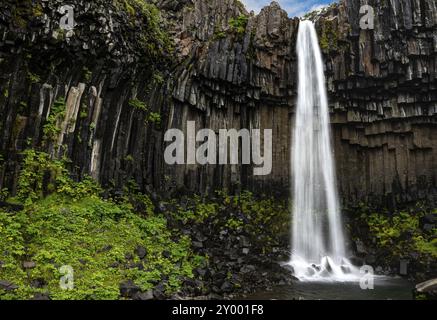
[229,15,249,36]
[0,150,202,300]
[359,204,437,261]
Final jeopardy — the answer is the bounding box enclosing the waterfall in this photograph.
[289,20,358,281]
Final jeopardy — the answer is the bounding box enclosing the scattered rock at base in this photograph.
[0,280,19,291]
[416,279,437,293]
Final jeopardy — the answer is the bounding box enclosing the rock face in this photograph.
[319,0,437,206]
[0,0,436,207]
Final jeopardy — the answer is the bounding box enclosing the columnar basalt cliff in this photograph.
[0,0,436,207]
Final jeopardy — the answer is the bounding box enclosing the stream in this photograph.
[246,278,414,300]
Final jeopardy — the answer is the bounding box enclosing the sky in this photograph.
[240,0,336,17]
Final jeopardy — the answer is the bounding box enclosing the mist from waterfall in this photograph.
[290,20,359,281]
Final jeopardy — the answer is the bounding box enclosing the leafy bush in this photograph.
[43,97,66,143]
[229,15,249,36]
[0,195,200,300]
[128,99,148,112]
[0,150,202,300]
[115,0,174,62]
[361,206,437,260]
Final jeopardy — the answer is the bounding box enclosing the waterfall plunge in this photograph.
[289,21,359,282]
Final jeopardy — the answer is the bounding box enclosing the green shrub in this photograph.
[362,207,437,260]
[0,150,202,300]
[128,99,148,112]
[229,15,249,36]
[43,97,66,143]
[0,195,200,300]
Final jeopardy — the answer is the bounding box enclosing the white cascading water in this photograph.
[289,20,359,281]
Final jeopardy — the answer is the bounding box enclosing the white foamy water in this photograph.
[289,20,360,282]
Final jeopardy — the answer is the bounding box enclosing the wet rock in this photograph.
[192,241,204,249]
[423,215,436,224]
[240,265,256,274]
[0,280,18,291]
[416,278,437,293]
[399,260,409,276]
[33,293,50,300]
[153,283,167,299]
[135,246,147,259]
[133,290,154,301]
[341,265,351,274]
[194,268,207,277]
[119,280,141,298]
[423,224,435,232]
[365,254,376,264]
[281,264,295,274]
[23,261,36,269]
[348,256,364,267]
[100,245,113,253]
[306,267,316,276]
[220,281,233,293]
[239,236,250,247]
[355,240,368,254]
[130,262,144,271]
[30,278,46,289]
[0,202,24,212]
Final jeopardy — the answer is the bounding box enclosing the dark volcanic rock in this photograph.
[33,293,50,300]
[0,0,434,206]
[0,280,18,291]
[135,246,147,260]
[119,280,141,298]
[133,290,154,301]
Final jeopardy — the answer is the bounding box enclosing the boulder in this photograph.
[135,246,147,259]
[119,280,141,298]
[0,280,18,291]
[416,279,437,293]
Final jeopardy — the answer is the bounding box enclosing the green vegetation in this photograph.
[79,104,88,119]
[129,99,162,127]
[319,20,338,51]
[18,101,28,114]
[32,3,44,17]
[129,98,148,112]
[358,204,437,261]
[213,14,249,41]
[0,150,203,300]
[115,0,174,64]
[229,15,249,35]
[43,97,66,143]
[0,148,292,300]
[148,112,161,126]
[82,68,92,83]
[214,24,227,40]
[27,72,41,84]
